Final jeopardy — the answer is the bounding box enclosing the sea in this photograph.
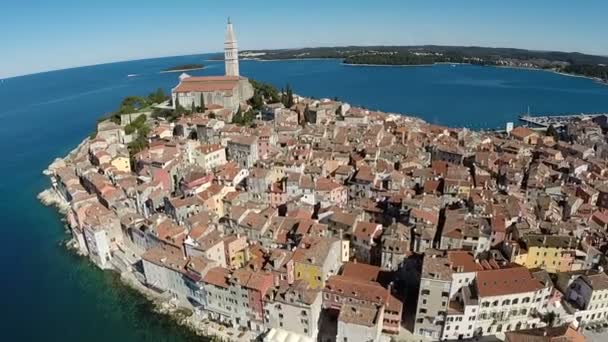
[1,53,608,341]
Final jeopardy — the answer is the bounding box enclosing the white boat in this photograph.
[127,74,138,77]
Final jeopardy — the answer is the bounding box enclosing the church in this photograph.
[171,19,254,113]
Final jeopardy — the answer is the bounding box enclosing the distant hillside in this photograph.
[211,45,608,81]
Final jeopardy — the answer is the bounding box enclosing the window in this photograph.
[420,308,427,314]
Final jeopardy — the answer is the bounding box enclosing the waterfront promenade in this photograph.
[520,113,607,127]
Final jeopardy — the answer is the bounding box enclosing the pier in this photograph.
[519,113,606,128]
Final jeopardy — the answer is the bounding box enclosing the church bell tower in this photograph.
[224,18,239,77]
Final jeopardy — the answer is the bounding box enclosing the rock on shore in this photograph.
[38,188,70,213]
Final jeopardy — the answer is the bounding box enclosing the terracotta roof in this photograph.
[446,251,484,273]
[325,275,389,306]
[174,76,241,93]
[341,262,381,282]
[476,266,543,297]
[338,303,380,327]
[510,126,536,140]
[202,267,230,288]
[504,324,584,342]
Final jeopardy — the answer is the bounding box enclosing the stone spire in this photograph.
[224,18,239,77]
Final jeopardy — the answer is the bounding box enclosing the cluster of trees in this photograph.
[124,114,148,135]
[243,46,608,80]
[343,53,485,66]
[249,79,281,107]
[125,114,151,156]
[560,64,608,81]
[245,45,608,66]
[232,106,256,126]
[107,88,169,123]
[162,63,204,72]
[153,93,207,122]
[281,84,295,108]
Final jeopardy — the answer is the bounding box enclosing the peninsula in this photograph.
[161,64,205,73]
[214,45,608,82]
[42,20,608,342]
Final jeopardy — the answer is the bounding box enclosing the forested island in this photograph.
[212,45,608,82]
[161,64,204,72]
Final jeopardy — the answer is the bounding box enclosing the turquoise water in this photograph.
[1,54,608,341]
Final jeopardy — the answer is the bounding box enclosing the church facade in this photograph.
[171,20,253,113]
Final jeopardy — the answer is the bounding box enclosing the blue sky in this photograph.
[1,0,607,78]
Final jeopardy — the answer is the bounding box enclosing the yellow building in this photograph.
[513,234,577,273]
[224,235,249,269]
[292,237,348,289]
[111,156,131,172]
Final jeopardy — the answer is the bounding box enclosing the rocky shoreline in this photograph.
[38,144,234,342]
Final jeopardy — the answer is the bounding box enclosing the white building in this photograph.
[142,247,189,299]
[83,225,113,269]
[463,267,551,339]
[337,303,384,342]
[193,144,227,170]
[566,273,608,325]
[266,280,323,339]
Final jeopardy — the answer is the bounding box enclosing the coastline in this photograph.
[341,61,608,84]
[342,62,438,68]
[160,67,205,74]
[39,145,241,342]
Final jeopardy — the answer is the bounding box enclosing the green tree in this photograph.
[200,94,206,112]
[191,101,196,114]
[148,88,166,104]
[282,83,294,108]
[251,91,264,110]
[173,97,187,119]
[232,106,243,124]
[303,104,311,124]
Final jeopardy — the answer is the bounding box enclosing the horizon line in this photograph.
[3,43,607,80]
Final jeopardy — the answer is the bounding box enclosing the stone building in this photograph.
[171,20,253,112]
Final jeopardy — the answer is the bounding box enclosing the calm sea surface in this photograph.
[1,54,608,341]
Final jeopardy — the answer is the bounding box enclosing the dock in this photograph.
[519,113,606,128]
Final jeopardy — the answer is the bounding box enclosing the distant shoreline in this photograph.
[342,62,439,68]
[159,67,205,74]
[341,61,607,85]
